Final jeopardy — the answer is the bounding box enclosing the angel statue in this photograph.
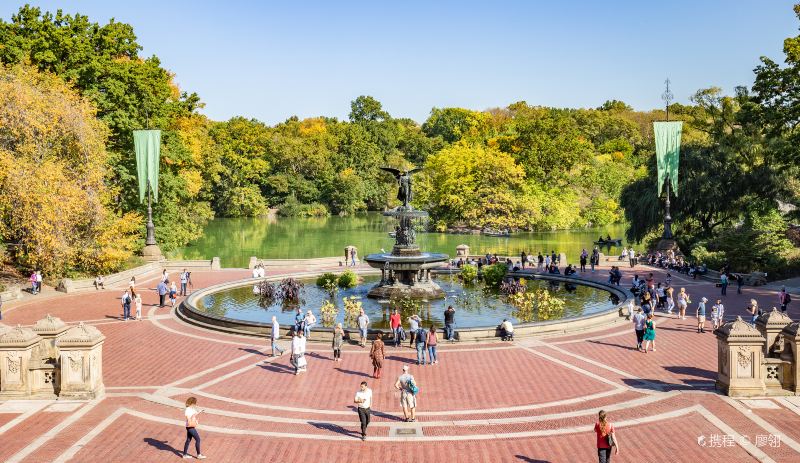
[380,167,423,208]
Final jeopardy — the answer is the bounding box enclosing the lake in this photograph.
[169,213,628,268]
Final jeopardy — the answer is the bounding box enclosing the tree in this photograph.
[0,64,139,276]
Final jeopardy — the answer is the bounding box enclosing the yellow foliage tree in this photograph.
[0,64,140,276]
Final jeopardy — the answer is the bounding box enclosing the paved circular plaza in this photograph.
[1,262,799,462]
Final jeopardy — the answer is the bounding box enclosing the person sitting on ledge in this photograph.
[548,263,560,274]
[94,275,105,290]
[564,264,576,276]
[499,319,514,341]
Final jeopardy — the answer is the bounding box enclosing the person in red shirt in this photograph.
[594,410,619,462]
[390,308,402,348]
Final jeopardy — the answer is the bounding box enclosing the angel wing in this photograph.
[379,167,402,179]
[405,167,423,175]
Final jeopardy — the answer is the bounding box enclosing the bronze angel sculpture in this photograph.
[380,167,423,208]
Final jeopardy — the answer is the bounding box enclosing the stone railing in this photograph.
[56,258,221,293]
[57,261,162,293]
[248,256,356,270]
[163,258,220,271]
[0,316,104,400]
[715,309,799,397]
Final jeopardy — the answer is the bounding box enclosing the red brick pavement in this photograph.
[0,267,799,462]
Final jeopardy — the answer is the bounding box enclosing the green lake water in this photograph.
[169,213,628,269]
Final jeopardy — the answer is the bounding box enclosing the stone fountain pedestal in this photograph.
[364,207,448,300]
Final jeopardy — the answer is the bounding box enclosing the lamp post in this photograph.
[145,181,156,246]
[661,79,674,240]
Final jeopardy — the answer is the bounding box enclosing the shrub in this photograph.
[316,272,339,295]
[460,264,477,283]
[509,289,565,322]
[319,299,338,327]
[279,278,304,304]
[337,269,358,288]
[482,263,508,287]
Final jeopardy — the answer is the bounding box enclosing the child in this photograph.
[169,281,178,308]
[712,299,724,330]
[697,297,708,333]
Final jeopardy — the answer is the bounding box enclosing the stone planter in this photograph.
[0,325,41,399]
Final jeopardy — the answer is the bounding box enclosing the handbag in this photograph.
[606,433,616,447]
[296,354,307,368]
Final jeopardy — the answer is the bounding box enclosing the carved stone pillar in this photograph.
[781,322,800,393]
[57,323,105,400]
[715,316,766,397]
[0,325,42,399]
[455,245,470,259]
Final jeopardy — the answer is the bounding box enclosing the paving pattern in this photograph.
[1,262,799,462]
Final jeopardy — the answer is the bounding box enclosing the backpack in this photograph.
[415,328,426,344]
[786,293,792,304]
[408,378,419,395]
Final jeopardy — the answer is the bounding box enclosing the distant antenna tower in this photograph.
[661,78,674,121]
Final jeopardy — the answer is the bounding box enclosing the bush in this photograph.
[482,263,508,287]
[278,194,329,217]
[316,272,338,295]
[337,269,358,288]
[460,264,477,283]
[690,245,726,270]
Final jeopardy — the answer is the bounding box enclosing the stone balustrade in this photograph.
[0,317,104,400]
[716,309,800,396]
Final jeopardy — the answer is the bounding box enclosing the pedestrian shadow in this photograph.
[105,315,126,321]
[308,421,361,438]
[239,348,267,356]
[384,355,415,362]
[621,377,710,392]
[587,339,638,351]
[657,326,701,333]
[335,367,371,378]
[258,363,294,374]
[514,456,551,463]
[143,438,182,457]
[342,407,403,421]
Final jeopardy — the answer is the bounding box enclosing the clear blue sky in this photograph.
[3,1,797,124]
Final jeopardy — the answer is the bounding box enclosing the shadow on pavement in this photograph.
[143,438,183,457]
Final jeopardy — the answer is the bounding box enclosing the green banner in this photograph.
[134,130,161,203]
[654,121,682,197]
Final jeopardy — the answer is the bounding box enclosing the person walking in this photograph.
[270,316,285,357]
[351,248,357,266]
[160,269,169,284]
[354,381,372,441]
[629,249,636,268]
[169,281,178,308]
[395,365,418,422]
[157,280,168,308]
[303,310,317,338]
[133,290,142,321]
[357,309,370,347]
[780,287,791,313]
[121,288,132,321]
[408,314,420,347]
[642,313,656,353]
[414,324,427,365]
[332,323,344,362]
[696,297,708,333]
[521,251,527,269]
[747,299,760,325]
[426,325,438,365]
[182,397,207,459]
[129,276,136,290]
[370,333,385,378]
[736,273,745,294]
[30,271,38,295]
[537,252,544,271]
[720,272,728,296]
[665,287,675,314]
[444,305,456,342]
[590,248,599,273]
[291,331,307,375]
[35,270,43,295]
[594,410,619,463]
[632,307,646,351]
[677,288,689,320]
[390,308,402,348]
[580,249,588,272]
[180,269,189,296]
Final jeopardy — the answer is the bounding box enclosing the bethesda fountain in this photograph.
[364,167,449,299]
